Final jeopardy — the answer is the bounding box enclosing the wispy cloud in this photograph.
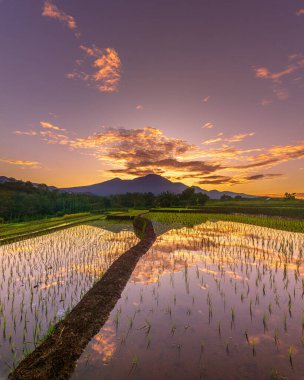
[197,173,282,185]
[226,132,255,143]
[40,121,66,131]
[296,9,304,16]
[202,137,223,145]
[68,45,122,93]
[203,96,211,103]
[199,173,282,185]
[42,4,122,93]
[231,142,304,170]
[260,98,273,106]
[0,159,40,168]
[42,1,79,37]
[202,132,254,145]
[254,54,304,100]
[15,121,69,145]
[202,122,214,129]
[136,105,144,110]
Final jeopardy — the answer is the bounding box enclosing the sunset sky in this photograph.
[0,0,303,196]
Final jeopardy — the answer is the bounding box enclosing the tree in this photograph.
[157,192,177,207]
[180,187,195,207]
[220,194,232,200]
[195,192,209,208]
[284,192,296,200]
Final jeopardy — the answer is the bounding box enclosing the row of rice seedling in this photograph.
[0,224,139,378]
[148,211,304,233]
[72,220,304,379]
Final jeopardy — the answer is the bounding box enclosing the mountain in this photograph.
[0,176,57,190]
[62,174,188,196]
[62,174,255,199]
[0,176,17,184]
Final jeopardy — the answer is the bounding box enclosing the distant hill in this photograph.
[0,176,57,190]
[0,176,17,184]
[62,174,255,199]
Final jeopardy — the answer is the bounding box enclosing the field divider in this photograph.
[9,216,156,380]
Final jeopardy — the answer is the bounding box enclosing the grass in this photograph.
[1,202,303,245]
[147,212,304,233]
[151,199,304,219]
[0,213,105,244]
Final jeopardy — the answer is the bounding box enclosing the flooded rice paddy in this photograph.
[0,223,138,378]
[72,221,304,380]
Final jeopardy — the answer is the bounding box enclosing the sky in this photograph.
[0,0,303,197]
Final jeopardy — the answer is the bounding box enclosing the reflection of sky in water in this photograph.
[72,221,304,380]
[0,224,138,379]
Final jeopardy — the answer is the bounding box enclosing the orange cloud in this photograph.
[14,121,304,186]
[68,45,122,93]
[15,130,39,136]
[296,9,304,16]
[226,132,255,143]
[254,54,304,100]
[42,1,79,37]
[15,122,69,145]
[40,121,66,131]
[202,132,254,145]
[0,159,40,168]
[202,122,214,129]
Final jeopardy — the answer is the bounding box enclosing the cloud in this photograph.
[202,122,214,129]
[42,1,79,37]
[62,126,221,178]
[254,54,304,100]
[203,96,211,103]
[245,173,281,181]
[40,121,66,131]
[296,9,304,16]
[14,122,69,144]
[198,173,282,185]
[136,105,144,110]
[232,142,304,170]
[15,130,39,136]
[260,98,273,106]
[202,137,223,145]
[14,121,304,187]
[226,132,255,143]
[202,132,254,145]
[0,159,40,168]
[68,45,122,92]
[42,4,122,92]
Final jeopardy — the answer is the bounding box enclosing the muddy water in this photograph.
[0,223,138,379]
[71,221,304,380]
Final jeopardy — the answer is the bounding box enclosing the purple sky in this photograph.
[0,0,303,196]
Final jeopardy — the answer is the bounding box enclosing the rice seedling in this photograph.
[61,218,304,379]
[288,345,294,368]
[0,223,138,377]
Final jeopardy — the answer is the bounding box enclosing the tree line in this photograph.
[0,181,209,222]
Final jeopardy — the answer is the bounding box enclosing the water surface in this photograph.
[72,221,304,380]
[0,223,138,378]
